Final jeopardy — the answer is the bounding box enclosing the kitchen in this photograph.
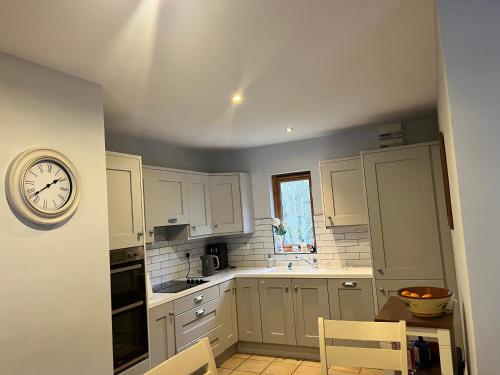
[1,1,499,375]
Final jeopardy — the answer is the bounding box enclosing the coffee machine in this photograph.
[205,243,229,270]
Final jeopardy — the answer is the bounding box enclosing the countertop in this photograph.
[148,266,373,308]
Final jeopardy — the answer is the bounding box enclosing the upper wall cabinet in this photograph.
[320,157,368,226]
[142,166,190,240]
[210,173,254,235]
[106,152,144,250]
[187,173,212,238]
[362,145,444,280]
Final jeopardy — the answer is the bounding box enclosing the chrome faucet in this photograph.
[295,256,319,269]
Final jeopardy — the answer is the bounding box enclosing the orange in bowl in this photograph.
[397,287,453,318]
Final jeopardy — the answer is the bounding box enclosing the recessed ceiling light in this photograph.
[231,93,243,105]
[285,128,294,132]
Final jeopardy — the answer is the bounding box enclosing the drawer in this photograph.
[176,325,224,358]
[219,279,235,293]
[175,297,222,349]
[174,285,219,315]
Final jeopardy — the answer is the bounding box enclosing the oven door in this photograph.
[110,260,146,310]
[112,300,149,373]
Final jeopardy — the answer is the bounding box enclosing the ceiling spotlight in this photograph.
[285,128,294,132]
[231,93,243,105]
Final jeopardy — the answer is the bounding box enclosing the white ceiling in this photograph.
[0,0,437,149]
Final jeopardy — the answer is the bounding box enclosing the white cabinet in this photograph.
[187,173,212,237]
[363,146,444,280]
[210,174,243,234]
[292,279,330,347]
[106,152,144,250]
[259,278,296,345]
[149,302,175,368]
[328,279,375,321]
[219,280,238,348]
[320,157,367,226]
[235,278,263,343]
[143,167,189,241]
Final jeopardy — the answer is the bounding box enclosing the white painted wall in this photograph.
[0,53,113,374]
[437,1,500,373]
[210,116,438,218]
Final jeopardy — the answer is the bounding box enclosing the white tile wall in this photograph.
[146,214,373,286]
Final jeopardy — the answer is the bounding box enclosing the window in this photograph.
[272,171,316,252]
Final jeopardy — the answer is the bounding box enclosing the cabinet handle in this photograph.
[195,308,205,318]
[379,288,386,295]
[148,229,154,236]
[168,218,178,224]
[376,267,384,274]
[168,312,175,320]
[342,281,357,288]
[194,295,203,304]
[294,285,298,292]
[214,224,218,228]
[285,285,289,292]
[137,231,144,240]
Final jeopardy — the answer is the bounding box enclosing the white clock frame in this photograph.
[6,148,81,226]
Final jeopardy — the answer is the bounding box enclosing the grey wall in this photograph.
[0,53,113,374]
[106,130,216,171]
[210,116,439,218]
[437,1,500,374]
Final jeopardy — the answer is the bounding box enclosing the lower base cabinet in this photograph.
[220,280,239,348]
[375,279,444,310]
[148,302,175,368]
[236,278,263,342]
[329,279,375,321]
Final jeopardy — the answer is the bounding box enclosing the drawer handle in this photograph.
[342,281,357,288]
[194,295,203,304]
[195,308,205,318]
[168,218,178,224]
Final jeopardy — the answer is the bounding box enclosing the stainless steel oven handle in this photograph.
[111,264,143,274]
[194,295,203,304]
[112,301,144,315]
[195,308,205,318]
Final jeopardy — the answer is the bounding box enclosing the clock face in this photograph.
[22,160,72,214]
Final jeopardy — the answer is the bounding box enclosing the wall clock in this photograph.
[5,148,81,227]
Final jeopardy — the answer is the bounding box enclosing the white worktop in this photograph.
[148,266,373,308]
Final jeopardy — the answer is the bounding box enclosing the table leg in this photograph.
[437,329,454,375]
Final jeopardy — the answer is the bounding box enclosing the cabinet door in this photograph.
[363,146,444,279]
[329,279,375,321]
[259,278,296,345]
[106,153,144,250]
[292,279,330,347]
[375,279,444,311]
[235,278,262,343]
[320,157,368,226]
[148,302,175,368]
[219,280,239,349]
[187,173,212,237]
[210,174,243,234]
[143,168,189,239]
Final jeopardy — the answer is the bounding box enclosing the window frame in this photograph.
[271,171,316,252]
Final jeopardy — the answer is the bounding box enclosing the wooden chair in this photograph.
[318,318,407,375]
[145,337,218,375]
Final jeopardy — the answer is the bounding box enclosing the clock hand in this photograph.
[33,178,62,196]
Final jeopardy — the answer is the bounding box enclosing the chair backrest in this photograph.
[145,337,218,375]
[318,318,407,375]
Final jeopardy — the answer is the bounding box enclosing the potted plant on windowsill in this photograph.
[272,218,287,252]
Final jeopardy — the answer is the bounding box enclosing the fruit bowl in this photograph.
[397,287,453,318]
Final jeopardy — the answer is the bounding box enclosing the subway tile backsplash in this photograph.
[146,214,372,286]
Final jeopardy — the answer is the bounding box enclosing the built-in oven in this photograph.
[110,246,149,374]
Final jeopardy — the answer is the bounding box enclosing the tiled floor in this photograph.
[218,353,384,375]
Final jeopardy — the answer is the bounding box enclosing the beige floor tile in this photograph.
[232,371,259,375]
[249,355,276,362]
[293,364,322,375]
[359,369,384,375]
[300,360,320,368]
[275,358,302,366]
[237,359,272,373]
[328,365,361,375]
[262,362,299,375]
[233,353,252,359]
[217,368,233,375]
[220,357,246,370]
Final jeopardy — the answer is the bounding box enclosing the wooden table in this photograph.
[375,297,455,375]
